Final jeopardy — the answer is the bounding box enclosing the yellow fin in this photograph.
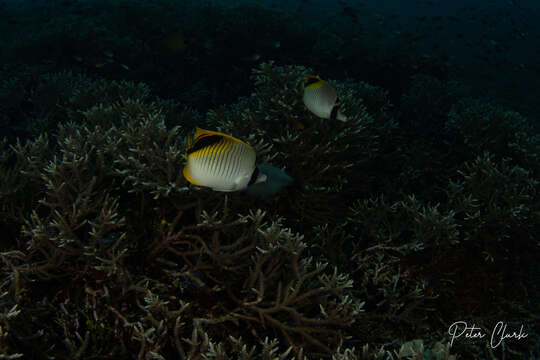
[305,74,321,81]
[191,127,253,150]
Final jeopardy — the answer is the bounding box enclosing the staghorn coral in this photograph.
[1,206,364,358]
[111,104,188,199]
[345,195,453,342]
[0,97,193,279]
[0,289,23,360]
[0,68,159,140]
[349,195,460,254]
[446,151,538,247]
[343,149,538,351]
[146,208,364,356]
[399,74,467,137]
[445,99,540,171]
[0,58,538,359]
[0,68,369,358]
[0,135,50,226]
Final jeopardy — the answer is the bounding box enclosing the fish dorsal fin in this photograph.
[186,127,253,155]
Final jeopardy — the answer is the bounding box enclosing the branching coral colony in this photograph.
[0,62,538,359]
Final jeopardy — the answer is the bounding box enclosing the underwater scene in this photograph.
[0,0,539,358]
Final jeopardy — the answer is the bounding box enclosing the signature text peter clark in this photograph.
[448,321,528,348]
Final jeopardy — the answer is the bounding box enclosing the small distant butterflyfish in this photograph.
[183,127,267,192]
[302,74,347,121]
[245,165,294,197]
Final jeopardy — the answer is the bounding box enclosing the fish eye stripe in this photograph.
[305,77,320,86]
[248,166,260,186]
[330,105,340,121]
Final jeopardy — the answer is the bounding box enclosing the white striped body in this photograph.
[303,75,347,121]
[183,127,265,192]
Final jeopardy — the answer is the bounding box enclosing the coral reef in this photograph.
[0,54,538,360]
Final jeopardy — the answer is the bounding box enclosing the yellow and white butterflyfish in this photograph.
[183,127,267,192]
[302,74,347,122]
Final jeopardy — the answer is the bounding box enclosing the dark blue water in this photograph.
[0,0,538,358]
[2,0,538,121]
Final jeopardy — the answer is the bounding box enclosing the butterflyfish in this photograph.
[183,128,267,192]
[302,74,347,121]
